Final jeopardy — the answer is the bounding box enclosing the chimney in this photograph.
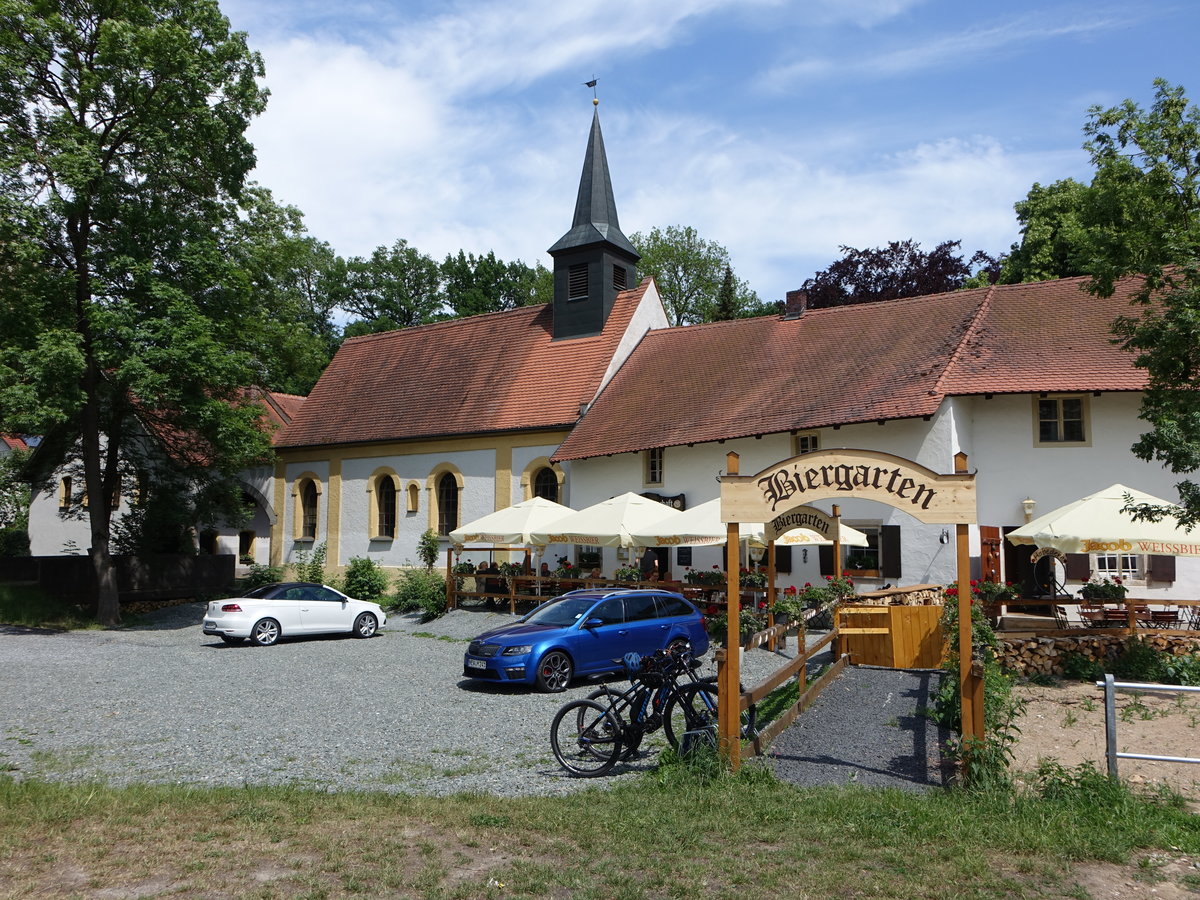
[784,289,807,320]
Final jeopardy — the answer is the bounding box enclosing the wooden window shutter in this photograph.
[1147,555,1176,583]
[775,546,792,574]
[881,525,901,579]
[818,545,833,576]
[1064,553,1090,581]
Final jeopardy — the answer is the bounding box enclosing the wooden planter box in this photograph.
[836,604,945,668]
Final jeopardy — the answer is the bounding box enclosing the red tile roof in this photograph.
[554,274,1150,461]
[1,435,29,452]
[276,282,650,449]
[260,390,305,444]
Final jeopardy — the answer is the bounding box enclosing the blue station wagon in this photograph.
[462,588,710,692]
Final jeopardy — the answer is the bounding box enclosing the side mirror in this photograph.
[583,617,604,628]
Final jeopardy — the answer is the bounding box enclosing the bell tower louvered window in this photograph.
[613,264,627,291]
[568,263,589,301]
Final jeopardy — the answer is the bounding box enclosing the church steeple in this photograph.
[548,107,640,340]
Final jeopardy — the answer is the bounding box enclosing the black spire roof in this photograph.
[548,109,639,259]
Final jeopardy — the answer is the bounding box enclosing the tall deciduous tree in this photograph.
[1082,79,1200,527]
[801,240,996,308]
[630,224,759,325]
[341,239,443,334]
[440,250,551,318]
[0,0,273,623]
[230,186,343,395]
[998,179,1095,284]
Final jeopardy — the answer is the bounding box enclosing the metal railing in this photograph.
[1097,674,1200,777]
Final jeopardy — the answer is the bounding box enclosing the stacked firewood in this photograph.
[996,633,1198,677]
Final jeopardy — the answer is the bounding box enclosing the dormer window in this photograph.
[613,264,627,291]
[568,263,589,301]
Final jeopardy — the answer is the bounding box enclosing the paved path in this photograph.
[765,665,955,791]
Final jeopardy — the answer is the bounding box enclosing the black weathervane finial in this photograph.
[584,76,598,105]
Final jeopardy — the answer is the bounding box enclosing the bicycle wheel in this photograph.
[586,687,642,759]
[663,683,758,751]
[692,676,759,741]
[550,700,622,777]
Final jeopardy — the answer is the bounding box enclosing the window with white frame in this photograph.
[792,432,820,456]
[1093,552,1143,581]
[644,447,664,486]
[1034,395,1089,445]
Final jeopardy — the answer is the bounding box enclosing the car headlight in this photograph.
[501,645,532,656]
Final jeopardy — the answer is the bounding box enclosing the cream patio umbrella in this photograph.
[1006,483,1200,556]
[528,492,684,548]
[448,496,574,548]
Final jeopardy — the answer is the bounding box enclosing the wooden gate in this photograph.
[836,604,944,669]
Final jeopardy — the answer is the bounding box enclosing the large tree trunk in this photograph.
[90,542,120,627]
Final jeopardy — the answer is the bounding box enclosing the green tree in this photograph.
[712,265,738,321]
[1082,80,1200,528]
[630,225,759,325]
[440,250,551,318]
[228,187,344,395]
[342,239,443,333]
[0,447,31,555]
[998,179,1095,284]
[0,0,273,624]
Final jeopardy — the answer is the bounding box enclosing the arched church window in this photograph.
[533,467,559,503]
[437,473,459,535]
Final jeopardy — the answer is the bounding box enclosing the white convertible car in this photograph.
[202,582,387,646]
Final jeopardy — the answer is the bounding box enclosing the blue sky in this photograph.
[219,0,1199,305]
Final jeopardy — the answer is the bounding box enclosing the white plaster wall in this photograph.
[28,485,92,556]
[959,392,1200,601]
[333,449,496,568]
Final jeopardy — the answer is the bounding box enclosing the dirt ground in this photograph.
[1010,680,1200,899]
[1011,680,1200,801]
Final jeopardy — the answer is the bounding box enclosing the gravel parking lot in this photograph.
[0,603,808,796]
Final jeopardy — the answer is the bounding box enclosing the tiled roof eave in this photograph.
[276,421,576,454]
[552,411,941,462]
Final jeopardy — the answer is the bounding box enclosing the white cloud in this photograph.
[762,7,1140,89]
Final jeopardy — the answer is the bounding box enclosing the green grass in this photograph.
[1,760,1196,899]
[0,583,95,629]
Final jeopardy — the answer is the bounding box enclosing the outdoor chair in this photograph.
[1150,608,1180,629]
[1052,605,1071,629]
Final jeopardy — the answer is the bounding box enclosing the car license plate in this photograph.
[466,658,487,670]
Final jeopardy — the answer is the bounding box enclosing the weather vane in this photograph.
[584,76,598,106]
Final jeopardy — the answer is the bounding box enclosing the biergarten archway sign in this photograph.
[716,449,978,769]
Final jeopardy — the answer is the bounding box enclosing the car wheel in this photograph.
[353,612,378,638]
[250,618,281,646]
[534,650,573,693]
[219,635,243,645]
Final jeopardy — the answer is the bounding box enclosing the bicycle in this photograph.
[549,646,757,777]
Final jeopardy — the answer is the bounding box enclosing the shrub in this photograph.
[1161,652,1200,686]
[243,562,285,590]
[1112,637,1170,683]
[1061,650,1105,683]
[390,568,447,621]
[292,542,327,584]
[0,526,30,557]
[342,556,389,600]
[417,529,440,570]
[931,593,1024,789]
